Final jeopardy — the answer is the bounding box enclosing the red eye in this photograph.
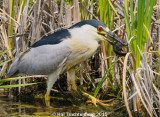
[97,26,102,31]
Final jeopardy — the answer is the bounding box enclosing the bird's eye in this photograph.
[97,26,103,31]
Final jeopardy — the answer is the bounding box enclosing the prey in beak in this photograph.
[97,26,127,56]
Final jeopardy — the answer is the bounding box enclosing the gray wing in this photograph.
[7,42,70,77]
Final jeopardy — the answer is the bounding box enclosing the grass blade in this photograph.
[0,82,40,89]
[124,0,131,39]
[0,49,11,56]
[94,59,118,97]
[0,77,31,83]
[0,59,12,66]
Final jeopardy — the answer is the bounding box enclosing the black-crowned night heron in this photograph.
[7,20,126,106]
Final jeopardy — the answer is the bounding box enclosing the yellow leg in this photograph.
[45,91,51,106]
[45,70,60,107]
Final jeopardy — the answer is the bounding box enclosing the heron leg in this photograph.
[45,91,51,106]
[68,68,77,91]
[45,71,59,106]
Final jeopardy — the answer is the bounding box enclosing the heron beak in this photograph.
[98,27,127,56]
[98,28,126,46]
[105,31,126,46]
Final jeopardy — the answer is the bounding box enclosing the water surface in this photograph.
[0,92,114,117]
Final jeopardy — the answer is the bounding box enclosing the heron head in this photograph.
[96,25,128,56]
[70,20,127,55]
[96,26,125,46]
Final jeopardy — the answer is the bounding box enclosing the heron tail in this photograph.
[7,52,24,78]
[7,57,20,78]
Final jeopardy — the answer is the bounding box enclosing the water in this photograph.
[0,92,114,117]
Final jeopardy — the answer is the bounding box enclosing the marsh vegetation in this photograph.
[0,0,160,116]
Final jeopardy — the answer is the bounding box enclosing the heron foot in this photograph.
[82,91,114,107]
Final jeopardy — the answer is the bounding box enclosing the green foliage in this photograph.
[94,59,119,98]
[0,49,10,56]
[0,59,12,66]
[0,50,12,66]
[0,77,30,83]
[0,82,38,89]
[124,0,156,68]
[64,0,72,5]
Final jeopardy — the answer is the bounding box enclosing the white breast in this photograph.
[63,26,99,71]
